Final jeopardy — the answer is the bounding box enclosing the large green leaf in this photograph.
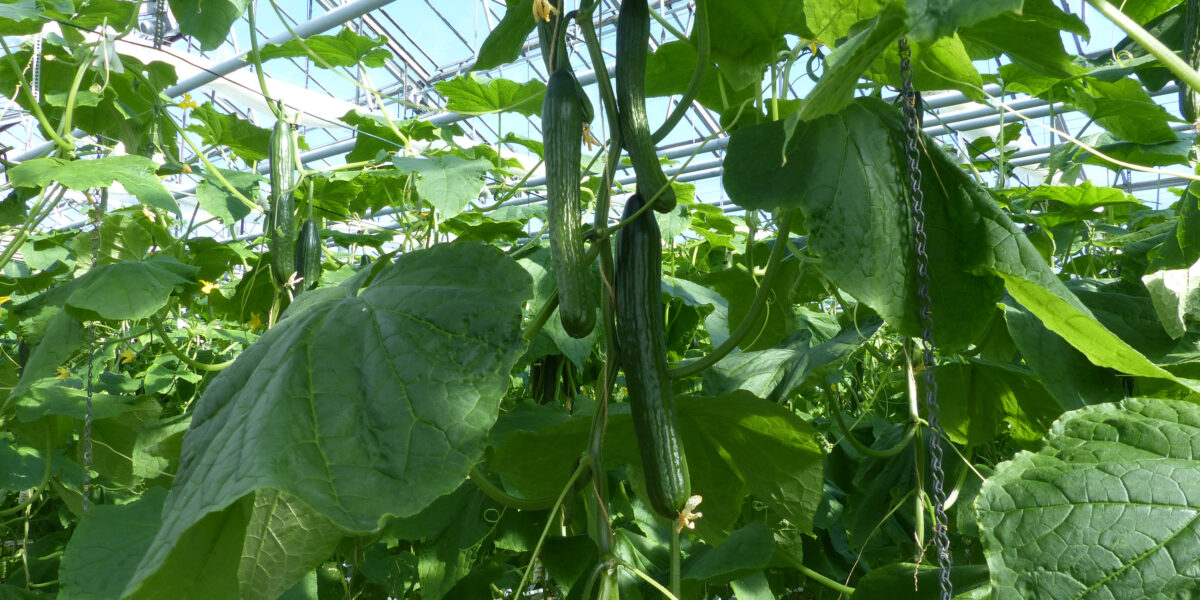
[852,562,990,599]
[391,155,491,219]
[493,393,822,543]
[186,103,271,163]
[681,521,774,584]
[9,155,181,216]
[1070,77,1178,145]
[63,255,199,322]
[259,27,392,68]
[794,2,908,122]
[804,0,886,43]
[167,0,248,50]
[1002,303,1123,410]
[977,398,1200,599]
[706,0,810,89]
[905,0,1023,43]
[958,0,1084,78]
[434,75,545,117]
[472,0,536,72]
[58,487,168,600]
[724,98,1001,350]
[237,489,343,600]
[121,243,531,599]
[1143,260,1200,339]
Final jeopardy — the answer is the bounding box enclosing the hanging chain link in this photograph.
[898,37,952,600]
[153,0,167,48]
[30,34,42,104]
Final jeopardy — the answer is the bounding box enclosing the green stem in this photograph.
[469,466,557,510]
[651,0,708,143]
[0,39,73,152]
[246,0,279,119]
[1085,0,1200,95]
[0,184,68,274]
[670,525,681,598]
[511,459,590,599]
[150,314,236,372]
[668,210,794,378]
[614,559,680,600]
[57,50,94,141]
[777,552,857,596]
[830,404,918,459]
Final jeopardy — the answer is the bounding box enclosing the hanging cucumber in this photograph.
[616,0,676,213]
[545,68,596,338]
[293,219,322,292]
[268,116,297,286]
[615,193,690,520]
[1182,0,1200,123]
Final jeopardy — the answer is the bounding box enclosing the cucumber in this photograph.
[293,219,322,292]
[614,193,690,520]
[1182,0,1200,123]
[616,0,676,213]
[268,117,296,285]
[545,68,596,338]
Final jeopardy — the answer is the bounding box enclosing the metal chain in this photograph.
[82,188,106,513]
[30,34,41,104]
[898,38,952,600]
[154,0,166,48]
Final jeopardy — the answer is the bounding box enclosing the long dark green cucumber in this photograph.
[268,118,296,285]
[293,218,321,292]
[1182,0,1200,123]
[545,69,596,338]
[615,193,689,520]
[616,0,676,213]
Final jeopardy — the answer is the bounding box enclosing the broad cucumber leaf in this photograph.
[977,398,1200,599]
[804,0,886,43]
[864,33,984,99]
[435,75,545,117]
[121,243,531,599]
[1002,303,1123,411]
[725,98,1002,351]
[186,102,271,163]
[167,0,247,51]
[706,0,811,89]
[1070,77,1177,145]
[958,0,1085,78]
[259,27,392,68]
[794,2,907,122]
[63,255,199,322]
[59,487,168,600]
[905,0,1023,44]
[471,0,536,72]
[493,392,822,544]
[237,489,343,600]
[681,521,774,584]
[1143,260,1200,339]
[391,154,491,219]
[852,562,990,599]
[9,155,180,217]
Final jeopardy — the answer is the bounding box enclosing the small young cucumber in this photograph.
[615,193,690,520]
[268,117,297,286]
[616,0,676,213]
[545,68,596,338]
[293,219,322,292]
[1182,0,1200,123]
